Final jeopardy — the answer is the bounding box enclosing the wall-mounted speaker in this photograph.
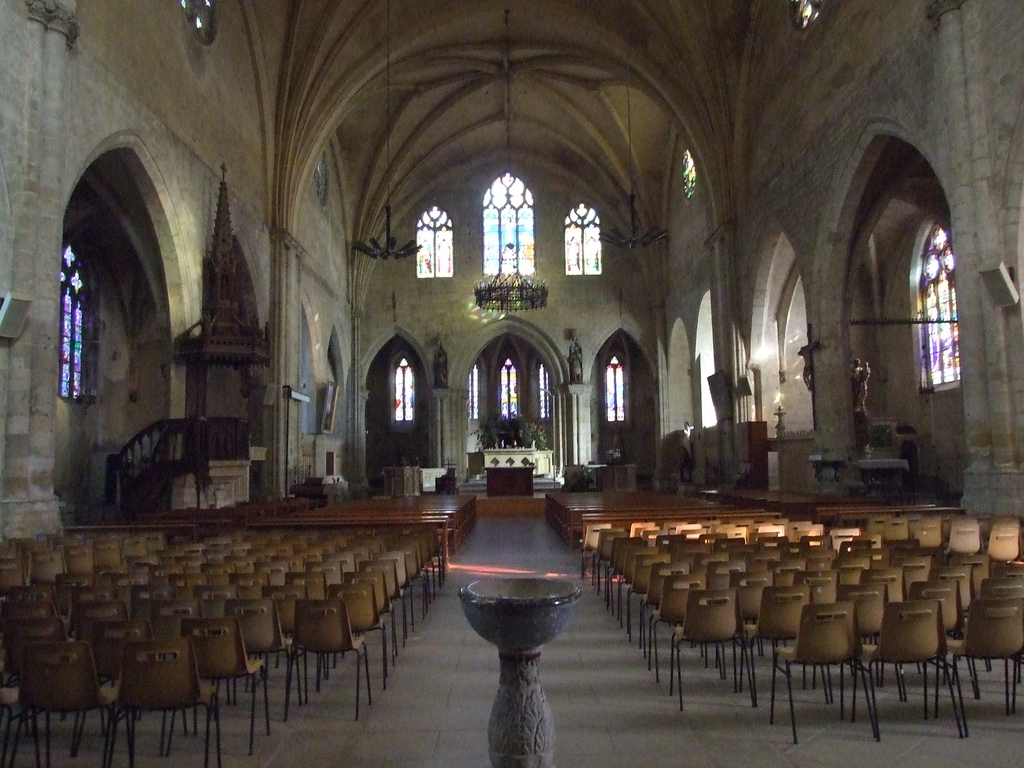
[735,376,753,398]
[980,262,1020,307]
[0,293,30,339]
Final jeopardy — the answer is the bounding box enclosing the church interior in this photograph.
[3,0,1024,765]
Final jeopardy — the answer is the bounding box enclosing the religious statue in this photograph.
[568,337,583,383]
[433,342,448,388]
[797,340,819,392]
[851,357,870,413]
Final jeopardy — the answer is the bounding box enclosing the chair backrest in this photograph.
[829,527,863,552]
[754,585,810,642]
[877,599,945,663]
[30,551,64,584]
[987,520,1021,563]
[837,582,886,637]
[223,597,286,655]
[20,640,104,711]
[293,598,356,654]
[90,618,153,681]
[286,572,328,600]
[148,598,201,640]
[908,579,962,634]
[796,570,838,604]
[118,637,202,710]
[962,597,1024,659]
[979,576,1024,600]
[947,517,982,555]
[263,584,307,635]
[731,571,773,623]
[632,553,670,595]
[181,617,248,680]
[910,516,944,549]
[332,584,379,633]
[657,581,696,625]
[793,601,858,664]
[63,545,95,577]
[683,588,739,643]
[72,598,128,640]
[930,565,972,612]
[583,523,613,552]
[883,517,910,543]
[861,567,904,602]
[3,615,67,677]
[345,570,387,612]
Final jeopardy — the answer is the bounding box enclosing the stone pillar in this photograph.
[0,1,79,536]
[934,2,1024,512]
[269,229,302,496]
[560,383,593,466]
[707,224,739,485]
[430,387,465,470]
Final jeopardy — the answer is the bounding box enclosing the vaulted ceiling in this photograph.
[253,0,758,236]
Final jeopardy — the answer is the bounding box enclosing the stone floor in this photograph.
[24,517,1024,767]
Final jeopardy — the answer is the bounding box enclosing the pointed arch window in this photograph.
[500,358,519,418]
[483,174,535,276]
[790,0,821,29]
[682,151,697,199]
[919,226,960,388]
[417,207,454,278]
[468,364,479,420]
[605,356,625,422]
[538,364,551,419]
[565,205,602,275]
[59,245,89,400]
[394,358,415,422]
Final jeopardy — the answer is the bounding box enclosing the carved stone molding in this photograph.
[25,0,79,46]
[926,0,971,29]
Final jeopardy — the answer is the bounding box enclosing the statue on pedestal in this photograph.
[851,357,871,452]
[568,337,583,384]
[434,342,448,388]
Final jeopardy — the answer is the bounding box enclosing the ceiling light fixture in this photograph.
[353,0,418,260]
[601,55,667,250]
[474,9,548,313]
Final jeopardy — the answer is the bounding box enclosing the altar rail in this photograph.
[545,492,783,550]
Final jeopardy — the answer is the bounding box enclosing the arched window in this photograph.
[417,207,454,278]
[179,0,216,42]
[682,151,697,199]
[538,363,551,419]
[564,205,602,275]
[790,0,821,29]
[59,245,88,400]
[605,356,625,422]
[468,364,479,420]
[919,225,960,388]
[483,174,534,276]
[500,358,519,418]
[394,358,415,422]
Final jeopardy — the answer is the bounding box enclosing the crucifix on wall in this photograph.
[797,323,821,430]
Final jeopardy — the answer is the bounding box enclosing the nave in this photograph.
[27,518,1024,768]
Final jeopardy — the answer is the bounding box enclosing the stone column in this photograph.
[0,1,79,536]
[707,224,739,485]
[269,229,302,496]
[934,2,1024,512]
[430,387,465,471]
[560,383,593,466]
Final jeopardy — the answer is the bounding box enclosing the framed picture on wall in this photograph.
[321,382,340,434]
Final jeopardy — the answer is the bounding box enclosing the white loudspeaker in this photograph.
[980,262,1019,307]
[0,293,30,339]
[707,371,732,420]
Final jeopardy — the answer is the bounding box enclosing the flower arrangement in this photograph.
[477,414,549,450]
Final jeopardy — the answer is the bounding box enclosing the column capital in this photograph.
[25,0,79,46]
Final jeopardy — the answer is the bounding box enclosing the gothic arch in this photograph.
[459,318,566,391]
[360,327,431,391]
[67,134,196,336]
[667,318,693,433]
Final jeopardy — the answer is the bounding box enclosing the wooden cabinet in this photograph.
[735,421,769,490]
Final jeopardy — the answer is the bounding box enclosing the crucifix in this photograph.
[796,323,821,430]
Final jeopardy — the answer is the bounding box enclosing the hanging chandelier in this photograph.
[352,0,418,260]
[601,56,666,250]
[475,10,548,313]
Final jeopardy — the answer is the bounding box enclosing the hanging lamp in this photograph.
[474,9,548,312]
[353,0,418,260]
[601,55,667,250]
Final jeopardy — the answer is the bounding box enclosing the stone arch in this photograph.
[361,326,431,390]
[695,290,716,428]
[459,317,566,390]
[667,318,693,433]
[593,329,657,477]
[67,133,197,335]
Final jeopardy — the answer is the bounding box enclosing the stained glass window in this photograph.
[564,205,602,275]
[59,245,86,400]
[394,358,415,422]
[605,356,625,422]
[538,364,551,419]
[682,151,697,199]
[500,359,519,418]
[468,364,479,420]
[416,207,454,278]
[483,174,535,276]
[790,0,821,29]
[179,0,215,42]
[920,226,960,388]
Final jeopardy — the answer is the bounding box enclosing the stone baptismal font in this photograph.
[459,577,582,768]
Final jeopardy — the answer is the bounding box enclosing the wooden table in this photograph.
[486,467,534,496]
